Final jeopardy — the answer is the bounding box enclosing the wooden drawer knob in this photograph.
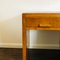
[38,24,51,28]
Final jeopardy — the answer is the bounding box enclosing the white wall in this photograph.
[0,0,60,48]
[27,30,60,49]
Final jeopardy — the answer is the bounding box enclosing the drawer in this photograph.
[26,19,60,28]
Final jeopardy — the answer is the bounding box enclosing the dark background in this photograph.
[0,48,59,60]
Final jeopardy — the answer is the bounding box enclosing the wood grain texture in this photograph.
[22,13,60,60]
[23,13,60,30]
[22,15,27,60]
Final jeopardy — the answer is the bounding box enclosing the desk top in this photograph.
[22,13,60,30]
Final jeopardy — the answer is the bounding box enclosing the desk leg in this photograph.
[23,29,26,60]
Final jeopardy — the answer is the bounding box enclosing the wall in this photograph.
[0,16,22,48]
[27,30,60,49]
[0,0,60,48]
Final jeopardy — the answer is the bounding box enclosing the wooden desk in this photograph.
[22,13,60,60]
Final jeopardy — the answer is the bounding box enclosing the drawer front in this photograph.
[26,19,60,28]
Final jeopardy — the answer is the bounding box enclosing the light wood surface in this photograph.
[22,13,60,60]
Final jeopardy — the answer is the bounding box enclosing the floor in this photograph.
[0,48,22,60]
[27,49,60,60]
[0,48,60,60]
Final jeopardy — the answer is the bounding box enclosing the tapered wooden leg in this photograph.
[23,29,26,60]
